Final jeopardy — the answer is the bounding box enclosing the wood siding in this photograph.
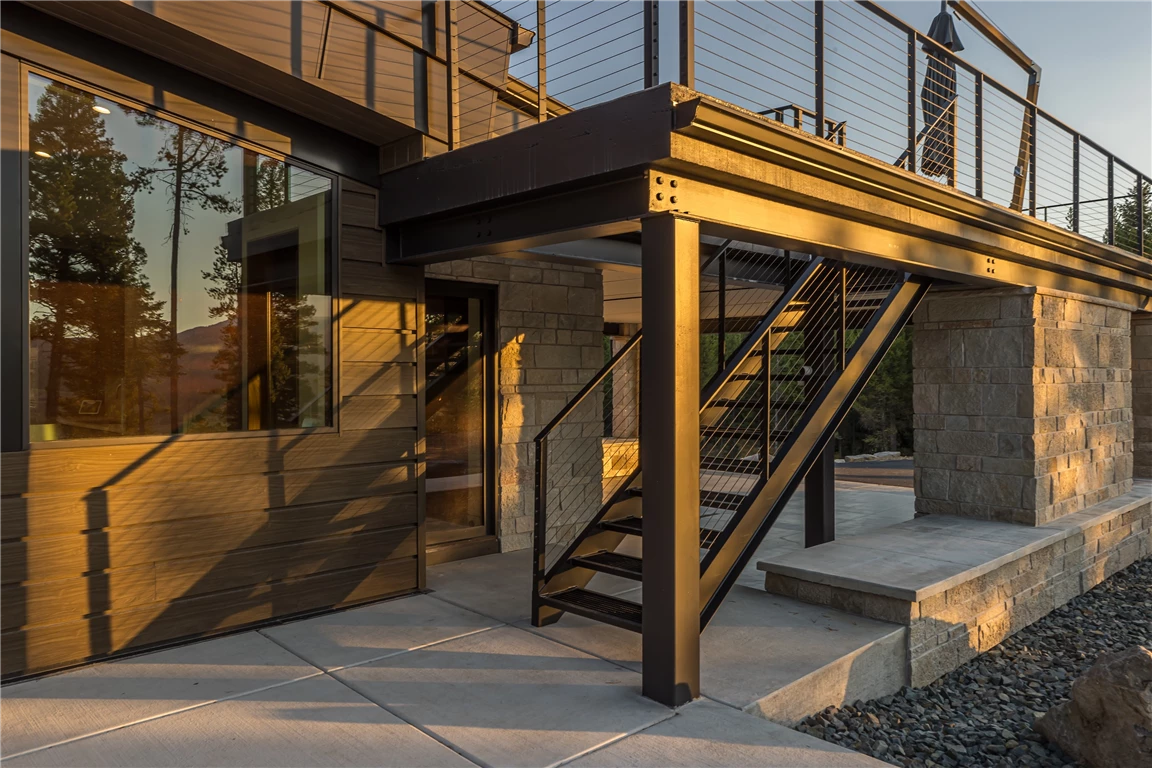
[0,178,425,679]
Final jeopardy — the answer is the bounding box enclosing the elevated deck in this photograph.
[380,84,1152,310]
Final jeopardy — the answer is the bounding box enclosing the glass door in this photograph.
[424,280,496,546]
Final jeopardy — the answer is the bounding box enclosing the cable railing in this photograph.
[345,2,1146,257]
[454,3,1152,258]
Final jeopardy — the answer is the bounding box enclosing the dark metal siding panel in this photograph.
[0,179,424,681]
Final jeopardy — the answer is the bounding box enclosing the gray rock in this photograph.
[1035,645,1152,768]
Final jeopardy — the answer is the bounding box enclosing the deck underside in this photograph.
[380,84,1152,310]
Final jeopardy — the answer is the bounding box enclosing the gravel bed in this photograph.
[796,556,1152,767]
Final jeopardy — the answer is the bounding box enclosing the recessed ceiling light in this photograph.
[92,105,111,115]
[34,150,51,158]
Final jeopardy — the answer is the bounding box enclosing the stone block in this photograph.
[940,383,983,415]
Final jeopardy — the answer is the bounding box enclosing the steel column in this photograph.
[536,1,547,123]
[804,443,835,547]
[640,214,701,708]
[644,0,659,88]
[679,1,694,88]
[445,0,460,149]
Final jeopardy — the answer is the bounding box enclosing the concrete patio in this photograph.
[1,482,913,767]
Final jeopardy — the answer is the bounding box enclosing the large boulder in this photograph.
[1035,645,1152,768]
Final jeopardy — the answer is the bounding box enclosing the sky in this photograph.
[879,1,1151,175]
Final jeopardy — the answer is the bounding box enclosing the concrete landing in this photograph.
[757,480,1152,685]
[757,480,1152,603]
[519,585,906,726]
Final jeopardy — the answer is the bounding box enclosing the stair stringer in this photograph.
[697,273,933,627]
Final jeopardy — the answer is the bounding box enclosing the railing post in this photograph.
[1028,105,1037,216]
[905,30,916,173]
[640,213,700,708]
[1071,134,1080,233]
[815,0,825,139]
[445,0,459,149]
[1140,176,1147,257]
[531,437,555,626]
[1107,155,1115,245]
[644,0,659,88]
[762,332,772,482]
[717,251,726,374]
[679,1,694,88]
[974,73,984,198]
[536,1,547,123]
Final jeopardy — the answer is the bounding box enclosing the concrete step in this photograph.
[521,584,908,726]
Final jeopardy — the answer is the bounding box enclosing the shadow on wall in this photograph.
[2,297,422,679]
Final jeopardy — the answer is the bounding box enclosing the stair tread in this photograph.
[570,550,643,580]
[624,488,748,509]
[708,398,763,409]
[700,455,763,474]
[599,516,728,549]
[701,426,794,441]
[539,588,642,632]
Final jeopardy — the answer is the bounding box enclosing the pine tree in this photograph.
[133,118,239,432]
[1110,180,1151,257]
[28,82,168,436]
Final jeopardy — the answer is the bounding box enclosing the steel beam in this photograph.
[640,214,701,708]
[386,176,649,264]
[649,172,1152,309]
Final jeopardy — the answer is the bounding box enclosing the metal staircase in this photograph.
[530,242,931,634]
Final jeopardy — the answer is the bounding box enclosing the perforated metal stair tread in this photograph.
[708,398,763,409]
[700,455,763,474]
[539,588,642,632]
[600,516,729,549]
[569,550,643,580]
[626,488,747,510]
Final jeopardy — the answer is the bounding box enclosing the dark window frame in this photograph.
[5,61,342,451]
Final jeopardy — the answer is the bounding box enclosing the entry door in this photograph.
[424,280,496,546]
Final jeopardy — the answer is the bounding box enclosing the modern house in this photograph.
[2,1,1149,708]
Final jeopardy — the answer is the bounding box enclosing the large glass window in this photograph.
[26,74,333,441]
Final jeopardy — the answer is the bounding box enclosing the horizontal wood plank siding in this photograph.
[1,178,425,679]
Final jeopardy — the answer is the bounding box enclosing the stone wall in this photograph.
[764,496,1152,687]
[425,256,605,551]
[913,287,1133,526]
[1134,314,1152,479]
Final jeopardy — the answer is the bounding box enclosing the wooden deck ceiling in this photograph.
[379,83,1152,311]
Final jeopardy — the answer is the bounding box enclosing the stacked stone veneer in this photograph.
[913,287,1134,526]
[426,256,605,551]
[1134,313,1152,479]
[764,495,1151,687]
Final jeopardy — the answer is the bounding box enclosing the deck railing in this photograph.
[422,1,1149,258]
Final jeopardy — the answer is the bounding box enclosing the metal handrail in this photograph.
[532,330,641,444]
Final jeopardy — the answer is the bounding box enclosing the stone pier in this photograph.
[760,286,1149,687]
[912,287,1133,526]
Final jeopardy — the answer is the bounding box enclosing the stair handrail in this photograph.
[699,256,825,410]
[697,273,933,625]
[533,330,642,444]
